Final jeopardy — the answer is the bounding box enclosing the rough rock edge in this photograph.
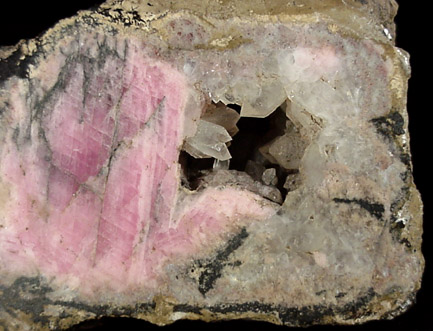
[0,0,398,72]
[0,0,423,329]
[0,274,418,330]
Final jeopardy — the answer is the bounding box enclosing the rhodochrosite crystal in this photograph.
[0,0,423,329]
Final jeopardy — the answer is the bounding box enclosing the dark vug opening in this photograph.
[228,104,284,171]
[180,102,298,203]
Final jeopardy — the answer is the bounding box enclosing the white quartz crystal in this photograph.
[183,120,232,161]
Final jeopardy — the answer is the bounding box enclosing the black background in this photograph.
[0,1,430,330]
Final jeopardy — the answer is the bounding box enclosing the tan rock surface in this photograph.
[0,0,423,329]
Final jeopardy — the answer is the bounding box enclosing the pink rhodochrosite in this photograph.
[0,39,276,294]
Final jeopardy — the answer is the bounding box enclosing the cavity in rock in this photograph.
[180,102,306,204]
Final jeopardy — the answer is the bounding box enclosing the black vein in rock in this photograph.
[193,227,248,296]
[0,277,155,326]
[371,110,405,138]
[1,275,411,329]
[333,198,385,220]
[173,287,379,326]
[370,111,415,248]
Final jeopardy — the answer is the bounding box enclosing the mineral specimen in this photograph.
[0,0,423,329]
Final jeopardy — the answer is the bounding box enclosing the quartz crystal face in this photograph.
[0,0,423,329]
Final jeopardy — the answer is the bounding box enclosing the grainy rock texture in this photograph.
[0,0,423,329]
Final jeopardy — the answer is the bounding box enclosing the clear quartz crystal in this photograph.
[183,120,232,160]
[213,159,230,170]
[240,80,287,118]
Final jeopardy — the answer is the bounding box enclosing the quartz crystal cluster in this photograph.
[0,0,423,329]
[183,103,239,161]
